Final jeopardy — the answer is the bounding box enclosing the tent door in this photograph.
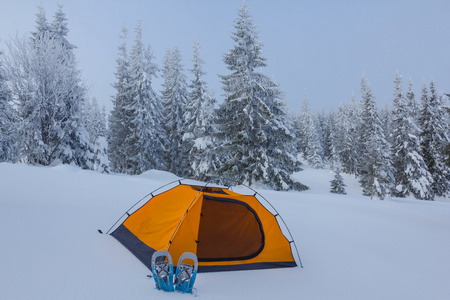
[197,195,264,262]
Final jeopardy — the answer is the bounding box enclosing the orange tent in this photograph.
[109,181,300,272]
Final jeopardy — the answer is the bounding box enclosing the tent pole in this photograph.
[242,184,304,268]
[104,178,186,235]
[164,180,213,251]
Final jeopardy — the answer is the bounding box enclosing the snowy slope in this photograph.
[1,163,449,300]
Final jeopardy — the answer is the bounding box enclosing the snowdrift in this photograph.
[1,163,449,299]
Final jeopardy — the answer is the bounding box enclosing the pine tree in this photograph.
[442,95,450,168]
[297,93,324,168]
[358,75,394,199]
[324,109,336,161]
[216,3,304,189]
[49,7,94,169]
[330,123,346,194]
[142,45,166,171]
[335,98,359,175]
[0,48,16,162]
[4,7,93,168]
[298,93,311,159]
[85,98,109,173]
[122,22,164,174]
[108,25,130,173]
[379,105,392,145]
[407,78,419,123]
[261,76,304,190]
[182,41,218,180]
[50,4,75,51]
[330,162,346,195]
[317,110,330,160]
[31,6,50,42]
[391,75,433,199]
[216,3,272,186]
[418,81,449,197]
[307,113,325,169]
[161,46,188,176]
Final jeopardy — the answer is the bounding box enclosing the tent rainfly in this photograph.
[106,180,302,272]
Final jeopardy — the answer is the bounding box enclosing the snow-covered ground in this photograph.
[1,162,449,299]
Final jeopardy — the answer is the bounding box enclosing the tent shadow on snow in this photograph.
[106,179,302,272]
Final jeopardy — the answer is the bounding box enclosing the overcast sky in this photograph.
[1,0,449,113]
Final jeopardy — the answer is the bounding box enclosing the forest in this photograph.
[0,4,449,200]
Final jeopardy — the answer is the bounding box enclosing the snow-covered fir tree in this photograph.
[182,41,218,181]
[329,123,346,194]
[418,81,449,197]
[4,7,94,168]
[335,97,359,175]
[297,93,325,168]
[307,114,325,169]
[357,75,394,199]
[330,161,346,195]
[141,44,166,171]
[380,105,392,146]
[0,48,16,162]
[48,7,94,169]
[390,75,432,199]
[317,110,330,160]
[85,98,109,173]
[216,3,273,186]
[122,22,164,174]
[50,4,75,51]
[260,75,305,190]
[161,46,188,176]
[216,3,304,189]
[442,95,450,168]
[407,78,419,123]
[108,25,130,173]
[324,109,336,161]
[297,93,311,159]
[31,6,50,42]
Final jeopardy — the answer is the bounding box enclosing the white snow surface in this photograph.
[1,163,449,299]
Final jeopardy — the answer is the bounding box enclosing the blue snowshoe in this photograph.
[175,252,198,294]
[151,250,175,292]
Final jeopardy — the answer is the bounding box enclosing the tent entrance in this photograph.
[197,195,265,262]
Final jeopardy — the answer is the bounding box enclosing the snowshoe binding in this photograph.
[151,250,175,292]
[175,252,198,294]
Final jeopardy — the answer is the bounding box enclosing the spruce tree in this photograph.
[182,41,218,180]
[307,113,325,169]
[142,45,166,171]
[108,25,130,173]
[418,81,449,197]
[391,75,433,199]
[262,76,304,190]
[85,98,109,173]
[330,162,346,194]
[122,22,164,174]
[216,3,304,188]
[161,46,188,176]
[335,98,359,175]
[297,93,325,168]
[324,109,336,161]
[49,7,94,169]
[298,93,311,159]
[442,96,450,168]
[5,7,93,168]
[317,110,330,160]
[358,75,394,199]
[0,48,15,162]
[50,4,75,51]
[31,6,50,42]
[330,124,346,194]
